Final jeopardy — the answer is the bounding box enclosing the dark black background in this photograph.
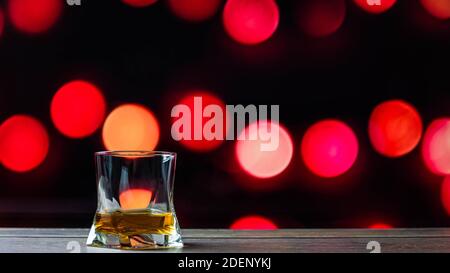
[0,0,449,228]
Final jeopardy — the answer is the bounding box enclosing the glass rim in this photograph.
[95,151,177,157]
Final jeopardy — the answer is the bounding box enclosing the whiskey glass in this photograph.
[87,151,183,249]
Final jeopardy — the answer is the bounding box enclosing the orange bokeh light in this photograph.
[420,0,450,20]
[422,118,450,175]
[0,115,49,172]
[230,215,277,230]
[51,80,106,139]
[441,176,450,216]
[122,0,158,8]
[223,0,279,45]
[235,121,293,179]
[8,0,63,34]
[102,104,160,151]
[119,189,153,210]
[353,0,396,14]
[368,100,422,158]
[301,119,359,178]
[298,0,346,38]
[168,0,222,22]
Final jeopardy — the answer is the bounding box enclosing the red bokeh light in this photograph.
[0,8,4,38]
[173,91,227,152]
[119,189,153,210]
[301,119,359,178]
[122,0,158,8]
[103,104,160,151]
[51,80,106,139]
[168,0,222,22]
[230,215,277,230]
[368,100,422,158]
[370,223,393,229]
[0,115,49,172]
[236,121,293,179]
[353,0,396,14]
[422,118,450,175]
[441,176,450,216]
[420,0,450,20]
[223,0,279,45]
[298,0,346,38]
[8,0,63,34]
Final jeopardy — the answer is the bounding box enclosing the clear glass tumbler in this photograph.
[87,151,183,249]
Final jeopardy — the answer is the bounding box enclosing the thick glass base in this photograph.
[86,225,183,250]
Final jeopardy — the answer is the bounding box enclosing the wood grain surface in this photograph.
[0,228,449,253]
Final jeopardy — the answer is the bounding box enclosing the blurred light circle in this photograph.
[368,100,422,158]
[122,0,158,8]
[236,121,293,179]
[223,0,279,45]
[298,0,346,38]
[120,189,153,210]
[353,0,396,14]
[441,176,450,216]
[369,223,393,229]
[230,215,277,230]
[0,115,49,172]
[51,80,106,139]
[8,0,63,34]
[420,0,450,20]
[168,0,222,22]
[174,91,227,152]
[301,119,359,178]
[422,118,450,175]
[0,8,4,37]
[102,104,160,151]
